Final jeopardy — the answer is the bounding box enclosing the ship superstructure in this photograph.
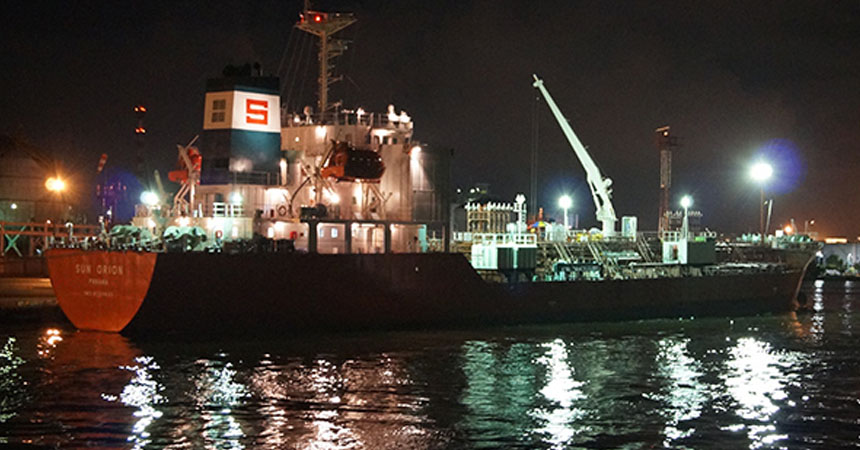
[133,7,449,254]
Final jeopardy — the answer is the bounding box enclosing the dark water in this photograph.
[2,280,860,449]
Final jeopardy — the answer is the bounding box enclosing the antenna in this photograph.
[296,8,356,117]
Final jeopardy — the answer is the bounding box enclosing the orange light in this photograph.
[784,225,793,234]
[45,177,66,192]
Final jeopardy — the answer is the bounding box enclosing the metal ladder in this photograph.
[587,241,620,279]
[553,242,574,263]
[636,237,657,263]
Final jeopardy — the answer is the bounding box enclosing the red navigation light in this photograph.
[314,14,322,22]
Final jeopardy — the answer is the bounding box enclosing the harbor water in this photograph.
[1,280,859,449]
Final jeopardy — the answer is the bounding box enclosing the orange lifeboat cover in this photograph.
[46,249,158,332]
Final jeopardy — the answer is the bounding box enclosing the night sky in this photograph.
[2,1,859,237]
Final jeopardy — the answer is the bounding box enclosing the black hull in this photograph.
[124,252,805,336]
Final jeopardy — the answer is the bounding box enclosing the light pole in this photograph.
[749,162,773,241]
[558,195,572,229]
[680,195,692,240]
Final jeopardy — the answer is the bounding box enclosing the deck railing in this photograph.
[1,221,101,257]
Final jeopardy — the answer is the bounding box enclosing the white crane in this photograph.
[532,75,617,237]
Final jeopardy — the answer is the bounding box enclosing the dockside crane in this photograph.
[532,75,618,237]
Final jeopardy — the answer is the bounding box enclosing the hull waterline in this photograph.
[46,250,806,335]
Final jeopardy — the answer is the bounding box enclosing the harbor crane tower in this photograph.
[655,126,678,233]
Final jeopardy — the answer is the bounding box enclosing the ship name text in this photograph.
[75,263,124,276]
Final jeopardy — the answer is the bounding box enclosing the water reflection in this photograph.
[5,281,860,449]
[301,358,358,449]
[530,339,587,448]
[40,331,141,447]
[722,337,799,448]
[192,359,249,449]
[112,356,165,449]
[244,351,437,449]
[36,328,63,358]
[460,340,542,446]
[841,280,854,335]
[810,279,826,339]
[0,337,27,425]
[653,337,709,447]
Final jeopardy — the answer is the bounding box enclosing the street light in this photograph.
[140,191,159,207]
[749,161,773,241]
[558,194,572,229]
[45,177,66,193]
[680,195,692,239]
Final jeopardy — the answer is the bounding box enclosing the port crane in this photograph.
[532,75,618,236]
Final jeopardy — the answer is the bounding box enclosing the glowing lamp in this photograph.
[230,192,243,204]
[558,195,572,210]
[558,194,572,229]
[140,191,159,206]
[749,162,773,183]
[680,195,693,209]
[45,177,66,193]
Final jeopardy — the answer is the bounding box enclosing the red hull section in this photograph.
[45,250,805,335]
[46,249,157,332]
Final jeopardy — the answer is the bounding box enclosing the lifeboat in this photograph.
[168,146,202,183]
[320,141,385,182]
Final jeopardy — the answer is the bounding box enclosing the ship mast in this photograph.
[297,6,356,116]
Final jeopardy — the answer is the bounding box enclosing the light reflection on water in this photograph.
[2,281,860,448]
[652,337,709,447]
[721,337,799,448]
[530,339,587,448]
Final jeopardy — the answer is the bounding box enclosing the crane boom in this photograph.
[532,75,617,236]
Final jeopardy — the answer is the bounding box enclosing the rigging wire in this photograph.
[294,34,316,113]
[284,32,312,113]
[343,21,361,103]
[277,24,297,95]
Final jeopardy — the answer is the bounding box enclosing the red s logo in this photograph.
[246,99,268,125]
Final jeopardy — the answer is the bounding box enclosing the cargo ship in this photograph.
[45,7,816,335]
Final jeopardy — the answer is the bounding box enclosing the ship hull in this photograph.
[46,250,806,335]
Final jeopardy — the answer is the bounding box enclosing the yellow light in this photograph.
[315,126,327,140]
[45,177,66,192]
[784,225,793,234]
